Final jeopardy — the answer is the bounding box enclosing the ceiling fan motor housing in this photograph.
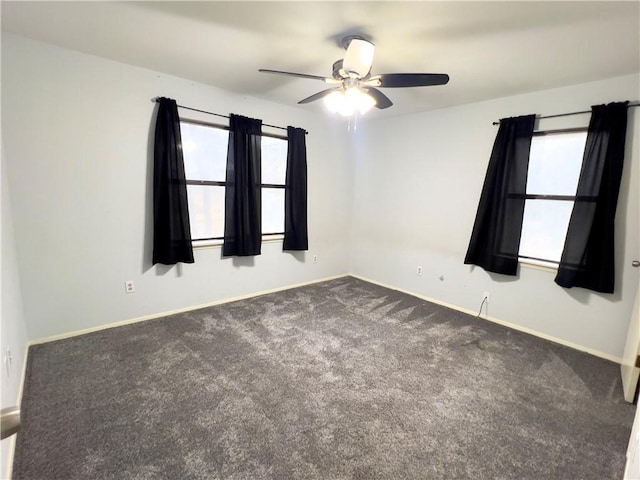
[332,60,345,80]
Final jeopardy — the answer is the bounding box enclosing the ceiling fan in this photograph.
[259,35,449,115]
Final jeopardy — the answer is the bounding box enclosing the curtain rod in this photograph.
[492,102,640,125]
[152,98,308,134]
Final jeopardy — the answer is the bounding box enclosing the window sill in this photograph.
[192,234,284,250]
[519,257,558,273]
[192,239,223,250]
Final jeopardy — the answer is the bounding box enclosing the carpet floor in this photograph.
[13,276,635,479]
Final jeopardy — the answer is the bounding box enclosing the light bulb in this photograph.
[324,87,375,116]
[344,87,361,108]
[323,90,345,113]
[357,91,376,114]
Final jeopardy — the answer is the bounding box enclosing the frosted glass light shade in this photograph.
[357,91,376,114]
[323,88,376,116]
[323,90,344,113]
[343,38,375,77]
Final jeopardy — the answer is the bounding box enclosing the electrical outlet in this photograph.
[312,255,318,263]
[125,280,135,294]
[483,291,490,303]
[416,266,423,276]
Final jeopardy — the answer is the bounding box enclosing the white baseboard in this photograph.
[28,271,623,365]
[28,274,349,346]
[4,340,30,480]
[349,274,623,365]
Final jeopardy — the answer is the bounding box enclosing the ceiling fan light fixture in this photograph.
[323,90,346,113]
[339,105,355,117]
[259,34,450,114]
[337,89,355,116]
[356,89,376,114]
[323,87,376,116]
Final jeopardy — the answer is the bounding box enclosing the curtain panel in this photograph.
[222,114,263,257]
[283,126,309,251]
[464,114,536,275]
[152,97,194,265]
[554,101,629,293]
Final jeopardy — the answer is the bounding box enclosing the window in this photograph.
[518,129,587,266]
[261,135,287,235]
[181,119,287,243]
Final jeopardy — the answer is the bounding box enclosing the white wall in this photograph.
[350,74,640,360]
[1,147,29,479]
[2,33,639,362]
[1,34,352,341]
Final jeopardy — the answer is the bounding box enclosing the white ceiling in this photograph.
[2,1,639,118]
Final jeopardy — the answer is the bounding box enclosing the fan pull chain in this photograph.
[347,111,358,132]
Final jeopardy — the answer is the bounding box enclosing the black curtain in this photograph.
[555,102,629,293]
[464,114,536,275]
[283,126,309,251]
[152,97,194,265]
[222,114,263,257]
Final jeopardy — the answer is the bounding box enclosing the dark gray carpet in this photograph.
[13,276,635,479]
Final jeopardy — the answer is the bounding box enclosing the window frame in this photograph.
[517,126,588,267]
[181,117,287,245]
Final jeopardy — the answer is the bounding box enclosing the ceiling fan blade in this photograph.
[298,88,339,104]
[342,37,375,78]
[258,69,329,82]
[366,88,393,109]
[377,73,450,88]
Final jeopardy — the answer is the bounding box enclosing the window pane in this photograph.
[262,188,284,234]
[187,185,225,239]
[519,199,573,262]
[527,132,586,195]
[181,122,228,182]
[262,136,287,185]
